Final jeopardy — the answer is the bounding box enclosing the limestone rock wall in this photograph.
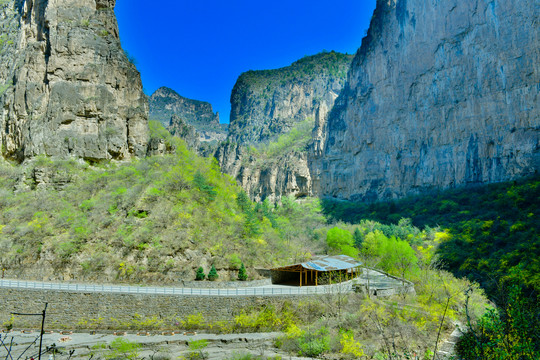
[319,0,540,201]
[0,0,148,162]
[168,114,200,151]
[218,52,353,201]
[215,141,313,202]
[227,52,353,145]
[149,86,226,143]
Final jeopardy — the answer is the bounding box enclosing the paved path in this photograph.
[0,279,351,296]
[0,269,412,297]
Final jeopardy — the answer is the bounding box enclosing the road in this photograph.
[0,278,353,296]
[0,269,410,297]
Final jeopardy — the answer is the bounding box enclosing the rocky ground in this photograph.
[0,330,314,360]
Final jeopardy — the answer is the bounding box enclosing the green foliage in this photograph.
[296,327,331,357]
[0,149,321,281]
[322,176,540,298]
[195,267,205,281]
[192,170,217,202]
[256,119,314,159]
[238,262,248,281]
[105,338,140,359]
[187,339,209,359]
[207,265,218,281]
[353,227,363,248]
[456,285,539,359]
[326,227,358,258]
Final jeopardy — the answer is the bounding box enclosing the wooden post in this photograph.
[315,271,318,286]
[300,269,302,287]
[305,270,308,285]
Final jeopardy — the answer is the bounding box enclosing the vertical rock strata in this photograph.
[319,0,540,201]
[0,0,148,162]
[218,52,353,201]
[227,52,353,145]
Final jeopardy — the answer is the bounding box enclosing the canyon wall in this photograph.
[317,0,539,201]
[217,52,353,201]
[0,0,148,162]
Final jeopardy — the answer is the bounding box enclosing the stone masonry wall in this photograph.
[0,288,304,329]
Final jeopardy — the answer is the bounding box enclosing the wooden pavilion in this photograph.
[270,255,362,287]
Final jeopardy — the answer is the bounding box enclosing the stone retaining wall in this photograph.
[0,288,303,330]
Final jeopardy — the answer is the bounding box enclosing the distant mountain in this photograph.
[227,51,354,145]
[216,51,354,202]
[149,87,227,144]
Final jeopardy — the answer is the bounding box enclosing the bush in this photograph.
[195,267,205,281]
[298,329,330,357]
[207,265,218,281]
[238,263,248,281]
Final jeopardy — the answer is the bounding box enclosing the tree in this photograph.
[353,227,363,248]
[238,262,248,281]
[326,227,358,257]
[195,267,205,281]
[192,171,216,201]
[391,238,418,281]
[207,265,218,281]
[236,191,251,212]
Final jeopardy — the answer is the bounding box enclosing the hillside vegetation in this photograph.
[0,130,324,283]
[322,176,540,297]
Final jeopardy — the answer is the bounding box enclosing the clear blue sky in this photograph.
[115,0,377,123]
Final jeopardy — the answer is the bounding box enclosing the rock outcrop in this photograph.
[227,52,353,145]
[0,0,148,162]
[149,86,227,144]
[168,114,200,151]
[218,52,353,201]
[317,0,540,201]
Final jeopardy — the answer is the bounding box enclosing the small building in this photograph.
[271,255,362,286]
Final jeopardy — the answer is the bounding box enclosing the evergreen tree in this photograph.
[207,265,219,281]
[238,262,248,281]
[236,191,251,212]
[195,267,205,281]
[193,171,216,201]
[353,227,363,248]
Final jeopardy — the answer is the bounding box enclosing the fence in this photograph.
[0,279,353,297]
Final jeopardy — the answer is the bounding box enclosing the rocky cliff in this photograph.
[0,0,148,162]
[149,86,227,144]
[168,114,200,150]
[217,52,353,201]
[317,0,540,201]
[227,51,353,145]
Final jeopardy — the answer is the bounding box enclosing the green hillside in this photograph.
[0,125,323,283]
[322,177,540,297]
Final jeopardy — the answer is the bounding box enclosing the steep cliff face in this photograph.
[149,87,227,143]
[168,114,200,151]
[218,52,353,201]
[0,0,148,162]
[318,0,540,201]
[228,52,353,145]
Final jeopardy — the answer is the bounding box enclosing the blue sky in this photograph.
[115,0,377,123]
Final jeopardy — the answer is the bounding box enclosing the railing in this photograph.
[0,279,353,297]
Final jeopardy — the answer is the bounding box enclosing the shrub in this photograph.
[297,327,330,357]
[238,262,248,281]
[207,265,218,281]
[195,267,206,281]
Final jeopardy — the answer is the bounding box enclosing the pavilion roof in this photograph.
[272,255,362,272]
